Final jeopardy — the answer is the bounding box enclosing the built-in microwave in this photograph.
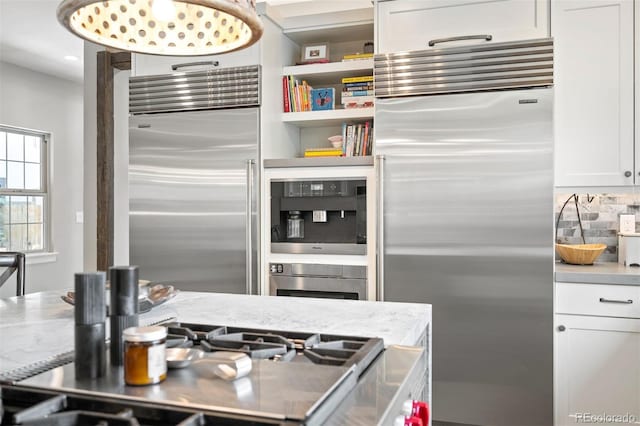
[270,178,367,255]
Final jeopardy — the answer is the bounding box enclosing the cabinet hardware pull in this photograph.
[557,325,566,332]
[599,297,633,304]
[428,34,492,47]
[171,61,219,71]
[624,170,632,177]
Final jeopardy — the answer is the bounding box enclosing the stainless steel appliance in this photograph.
[375,38,554,426]
[269,263,367,299]
[128,66,260,294]
[269,178,367,255]
[3,321,427,425]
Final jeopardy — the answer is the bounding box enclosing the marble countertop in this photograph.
[0,291,431,375]
[555,262,640,285]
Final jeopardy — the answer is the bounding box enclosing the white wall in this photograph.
[0,61,84,298]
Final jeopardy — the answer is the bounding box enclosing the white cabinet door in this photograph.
[553,0,634,187]
[376,0,549,54]
[132,42,260,76]
[555,315,640,426]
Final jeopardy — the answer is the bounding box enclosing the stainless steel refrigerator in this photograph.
[128,66,260,294]
[375,39,554,426]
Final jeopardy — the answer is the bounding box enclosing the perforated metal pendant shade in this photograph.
[57,0,263,56]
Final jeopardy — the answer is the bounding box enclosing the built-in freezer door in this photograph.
[129,108,259,294]
[376,88,553,426]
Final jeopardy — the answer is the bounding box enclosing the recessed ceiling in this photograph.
[0,0,85,82]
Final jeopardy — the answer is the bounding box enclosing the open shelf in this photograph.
[282,108,374,127]
[264,156,374,168]
[282,20,373,45]
[283,59,373,86]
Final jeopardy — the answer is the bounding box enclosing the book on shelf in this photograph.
[283,76,314,112]
[304,148,343,157]
[341,121,373,157]
[343,81,374,89]
[342,90,374,97]
[295,59,330,65]
[310,88,335,111]
[341,75,374,84]
[341,96,374,109]
[341,53,374,61]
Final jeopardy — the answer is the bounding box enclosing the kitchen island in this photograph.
[0,291,431,425]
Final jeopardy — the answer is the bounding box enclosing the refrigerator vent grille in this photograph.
[374,38,553,97]
[129,65,260,114]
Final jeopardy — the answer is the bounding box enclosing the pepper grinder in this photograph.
[74,272,107,379]
[109,266,139,366]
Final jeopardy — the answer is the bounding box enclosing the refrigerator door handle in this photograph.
[246,159,255,295]
[428,34,492,47]
[171,61,219,71]
[376,155,385,301]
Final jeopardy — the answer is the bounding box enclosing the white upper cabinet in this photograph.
[376,0,550,54]
[553,0,634,187]
[132,41,261,76]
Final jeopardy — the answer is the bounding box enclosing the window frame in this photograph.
[0,124,50,253]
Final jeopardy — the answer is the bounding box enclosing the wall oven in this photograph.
[269,263,367,300]
[262,158,377,300]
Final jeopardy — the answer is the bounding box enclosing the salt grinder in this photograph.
[109,266,139,366]
[74,272,107,379]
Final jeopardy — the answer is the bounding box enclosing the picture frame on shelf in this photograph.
[300,43,330,64]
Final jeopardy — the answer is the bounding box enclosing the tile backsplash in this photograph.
[555,193,640,262]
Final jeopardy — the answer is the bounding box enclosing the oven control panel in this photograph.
[269,264,284,274]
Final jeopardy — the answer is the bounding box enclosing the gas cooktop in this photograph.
[1,322,386,426]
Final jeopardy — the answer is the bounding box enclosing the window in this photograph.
[0,125,48,253]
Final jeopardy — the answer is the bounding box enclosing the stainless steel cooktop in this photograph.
[9,322,386,425]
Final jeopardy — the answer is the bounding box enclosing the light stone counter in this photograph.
[0,291,431,375]
[555,262,640,286]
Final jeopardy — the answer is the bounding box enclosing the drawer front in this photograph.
[556,282,640,318]
[376,0,549,54]
[132,43,260,76]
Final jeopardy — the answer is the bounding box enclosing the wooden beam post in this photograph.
[96,50,130,272]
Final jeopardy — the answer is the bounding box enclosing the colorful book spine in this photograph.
[340,121,373,157]
[283,76,290,112]
[341,75,374,84]
[304,149,343,157]
[341,122,347,156]
[342,90,374,97]
[342,53,374,60]
[343,81,374,88]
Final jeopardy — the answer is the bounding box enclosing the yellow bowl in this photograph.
[555,243,606,265]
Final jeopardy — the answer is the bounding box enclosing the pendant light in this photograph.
[57,0,264,56]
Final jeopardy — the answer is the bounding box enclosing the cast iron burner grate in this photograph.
[0,386,281,425]
[164,322,384,376]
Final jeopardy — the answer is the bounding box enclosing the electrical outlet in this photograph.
[620,214,635,233]
[75,211,84,224]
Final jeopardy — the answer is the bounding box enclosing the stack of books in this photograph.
[341,76,374,109]
[341,53,374,62]
[304,147,343,158]
[283,76,313,112]
[342,121,373,157]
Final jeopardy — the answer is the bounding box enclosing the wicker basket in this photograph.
[555,243,606,265]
